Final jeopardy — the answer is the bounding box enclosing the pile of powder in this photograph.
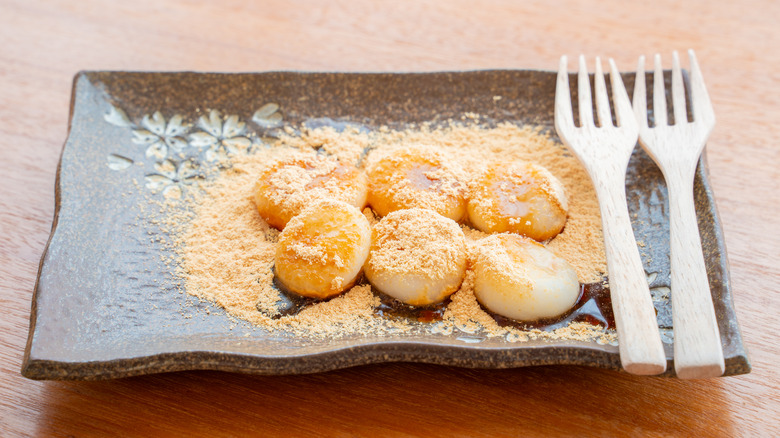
[471,235,535,290]
[254,152,367,229]
[367,208,466,282]
[176,121,612,342]
[177,155,400,337]
[366,145,467,215]
[265,154,339,212]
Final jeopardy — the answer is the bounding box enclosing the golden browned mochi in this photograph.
[366,146,467,221]
[254,153,368,230]
[364,208,467,306]
[467,161,568,241]
[473,234,579,321]
[274,200,372,299]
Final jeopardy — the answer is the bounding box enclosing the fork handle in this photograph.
[594,171,667,375]
[666,167,725,378]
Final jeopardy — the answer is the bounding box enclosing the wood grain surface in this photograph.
[633,55,726,379]
[1,0,778,436]
[555,60,668,376]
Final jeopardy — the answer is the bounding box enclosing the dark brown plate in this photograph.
[22,70,749,380]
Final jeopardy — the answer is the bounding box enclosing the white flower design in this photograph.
[104,105,133,128]
[252,103,283,128]
[189,110,252,161]
[104,103,286,196]
[132,112,190,160]
[107,154,134,171]
[144,158,201,197]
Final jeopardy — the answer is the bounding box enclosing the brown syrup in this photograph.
[261,271,614,332]
[489,282,615,331]
[373,292,449,323]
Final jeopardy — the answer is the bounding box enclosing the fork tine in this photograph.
[653,54,668,127]
[555,56,575,131]
[633,56,649,129]
[671,51,687,125]
[593,57,612,127]
[688,49,716,124]
[607,58,635,130]
[578,55,594,127]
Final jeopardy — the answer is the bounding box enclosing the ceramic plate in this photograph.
[22,70,750,380]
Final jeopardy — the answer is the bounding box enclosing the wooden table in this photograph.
[2,0,778,435]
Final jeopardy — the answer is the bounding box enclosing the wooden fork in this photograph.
[555,56,667,375]
[633,50,725,379]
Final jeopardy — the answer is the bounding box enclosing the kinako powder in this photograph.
[172,121,615,344]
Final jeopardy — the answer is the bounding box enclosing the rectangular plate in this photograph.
[22,70,750,380]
